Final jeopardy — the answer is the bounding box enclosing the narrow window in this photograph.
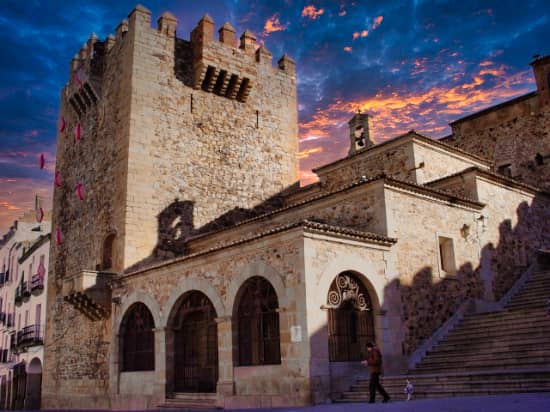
[256,110,259,128]
[438,236,456,276]
[535,153,544,166]
[102,234,115,270]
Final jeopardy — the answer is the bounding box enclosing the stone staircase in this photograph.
[158,392,218,410]
[337,269,550,402]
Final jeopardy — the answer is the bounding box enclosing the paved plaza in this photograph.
[177,393,550,412]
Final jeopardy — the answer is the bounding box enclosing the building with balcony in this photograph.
[0,211,50,410]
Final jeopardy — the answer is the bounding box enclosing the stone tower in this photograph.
[42,5,298,407]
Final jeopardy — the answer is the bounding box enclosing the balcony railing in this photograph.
[14,281,30,305]
[16,324,44,349]
[31,274,44,293]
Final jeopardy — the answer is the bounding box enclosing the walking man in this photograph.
[362,341,390,403]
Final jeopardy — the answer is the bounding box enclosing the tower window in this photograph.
[497,163,512,177]
[535,153,544,166]
[102,234,115,270]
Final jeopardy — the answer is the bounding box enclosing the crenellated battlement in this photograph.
[64,4,295,112]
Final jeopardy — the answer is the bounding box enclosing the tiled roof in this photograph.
[313,130,491,173]
[426,166,550,197]
[124,220,396,277]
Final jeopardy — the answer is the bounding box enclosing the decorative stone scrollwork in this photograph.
[326,272,371,311]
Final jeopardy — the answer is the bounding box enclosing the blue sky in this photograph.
[0,0,549,233]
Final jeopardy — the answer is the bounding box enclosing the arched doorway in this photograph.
[233,276,281,366]
[119,302,155,372]
[170,291,218,393]
[25,358,42,410]
[326,271,375,361]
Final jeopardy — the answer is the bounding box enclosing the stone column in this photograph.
[153,327,167,402]
[215,316,234,407]
[109,332,120,396]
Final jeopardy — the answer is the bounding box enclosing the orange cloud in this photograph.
[298,147,324,159]
[344,46,352,53]
[372,15,383,30]
[301,5,324,20]
[263,14,288,35]
[298,64,534,165]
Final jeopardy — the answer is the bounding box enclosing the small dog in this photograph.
[404,379,414,401]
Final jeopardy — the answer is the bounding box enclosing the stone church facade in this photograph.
[42,5,550,410]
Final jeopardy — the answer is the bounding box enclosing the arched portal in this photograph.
[233,276,281,366]
[170,291,218,393]
[326,271,375,361]
[120,302,155,371]
[25,358,42,410]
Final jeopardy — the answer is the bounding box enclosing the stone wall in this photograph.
[42,13,133,407]
[123,7,298,268]
[187,181,388,253]
[384,188,484,355]
[111,228,310,409]
[446,99,550,191]
[473,177,550,300]
[314,135,490,191]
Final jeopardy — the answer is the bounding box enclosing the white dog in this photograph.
[404,379,414,401]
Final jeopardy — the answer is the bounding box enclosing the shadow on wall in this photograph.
[390,194,550,357]
[125,184,297,273]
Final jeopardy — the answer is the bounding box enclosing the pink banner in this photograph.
[75,183,85,200]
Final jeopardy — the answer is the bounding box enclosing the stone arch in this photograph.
[114,290,162,332]
[225,258,287,316]
[27,357,42,374]
[316,254,385,313]
[161,276,225,326]
[232,276,281,366]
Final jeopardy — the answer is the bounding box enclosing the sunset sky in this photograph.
[0,0,549,234]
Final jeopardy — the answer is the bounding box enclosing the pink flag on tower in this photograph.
[55,171,62,187]
[58,115,66,132]
[75,122,81,141]
[35,195,44,223]
[39,153,45,169]
[55,227,62,245]
[74,65,84,88]
[75,183,85,200]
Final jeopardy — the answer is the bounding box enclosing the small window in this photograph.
[535,153,544,166]
[438,236,456,276]
[497,163,512,177]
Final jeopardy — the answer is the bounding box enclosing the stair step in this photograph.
[423,348,550,362]
[414,360,550,372]
[350,378,550,391]
[431,339,550,354]
[442,327,549,342]
[159,393,217,410]
[337,387,550,401]
[453,317,548,331]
